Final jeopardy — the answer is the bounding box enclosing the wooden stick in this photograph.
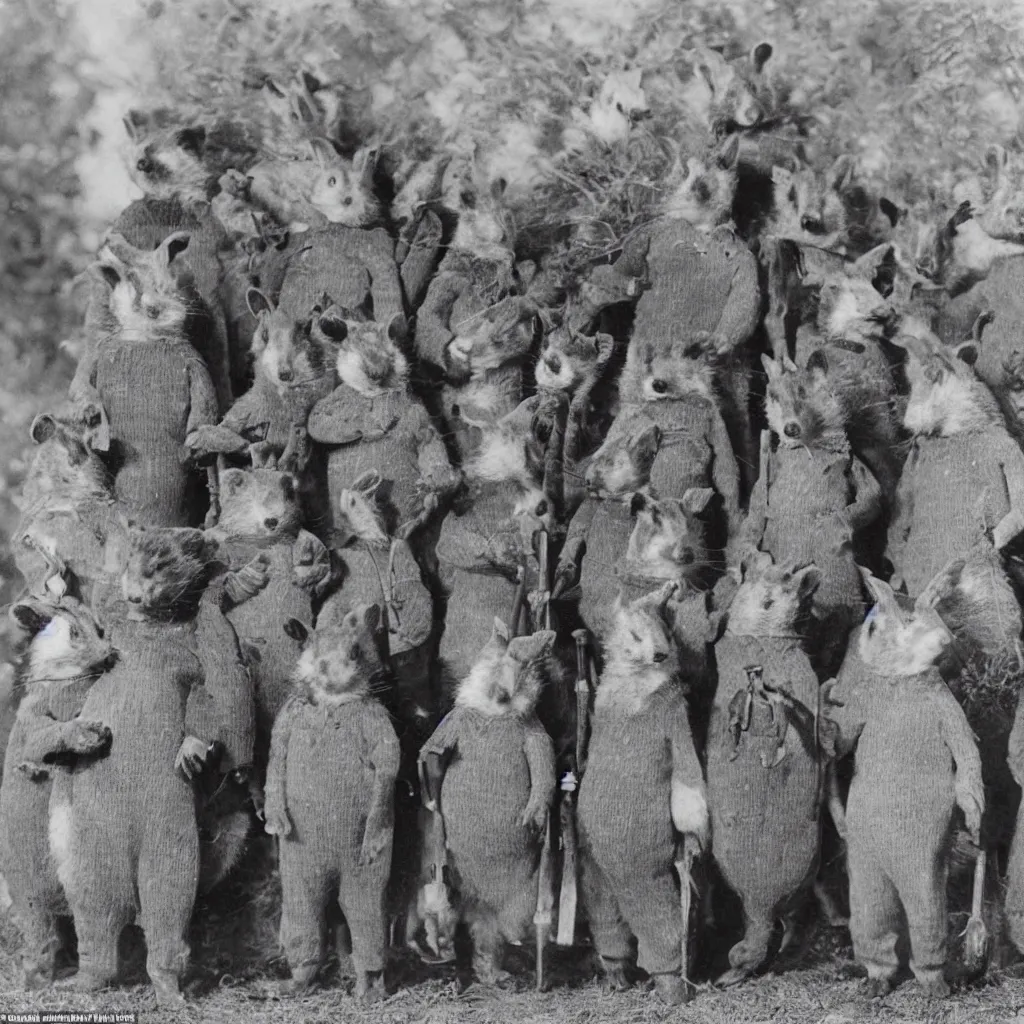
[674,834,699,990]
[534,809,555,990]
[556,772,578,947]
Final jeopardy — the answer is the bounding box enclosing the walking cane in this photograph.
[963,846,990,975]
[417,757,451,960]
[674,834,699,995]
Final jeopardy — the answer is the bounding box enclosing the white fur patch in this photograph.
[335,348,381,397]
[670,779,709,838]
[49,799,75,892]
[30,617,74,681]
[903,370,993,437]
[455,649,509,716]
[826,288,863,339]
[534,358,576,392]
[470,432,527,483]
[0,872,11,913]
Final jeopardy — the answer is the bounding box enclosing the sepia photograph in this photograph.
[2,0,1024,1021]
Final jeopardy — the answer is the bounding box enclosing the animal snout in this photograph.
[101,649,120,671]
[126,593,143,605]
[277,367,294,382]
[653,651,668,663]
[545,354,562,375]
[651,378,668,394]
[629,108,652,124]
[783,422,801,439]
[800,215,826,234]
[264,517,279,531]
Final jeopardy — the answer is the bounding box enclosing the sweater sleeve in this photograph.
[419,708,463,808]
[846,456,883,533]
[16,683,99,764]
[713,250,762,351]
[264,696,300,826]
[523,714,557,811]
[185,356,220,435]
[708,402,741,531]
[415,271,466,370]
[994,433,1024,549]
[822,667,869,759]
[885,450,915,581]
[399,210,444,313]
[410,403,461,493]
[358,229,404,323]
[667,693,709,845]
[737,429,770,555]
[363,701,401,829]
[306,387,364,446]
[613,227,652,281]
[934,682,984,836]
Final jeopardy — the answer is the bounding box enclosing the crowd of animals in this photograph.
[8,36,1024,1011]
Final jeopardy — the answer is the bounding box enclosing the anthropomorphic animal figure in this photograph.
[825,571,983,998]
[707,554,824,984]
[263,604,400,1001]
[419,624,557,986]
[72,233,219,528]
[743,356,882,675]
[886,320,1024,600]
[0,593,116,989]
[51,527,254,1007]
[578,582,707,1006]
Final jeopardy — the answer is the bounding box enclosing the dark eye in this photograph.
[535,499,548,517]
[683,343,702,359]
[349,644,361,661]
[136,157,154,173]
[326,176,337,188]
[342,196,353,206]
[318,659,330,675]
[630,629,642,643]
[281,478,295,500]
[616,101,625,114]
[867,621,876,636]
[788,186,797,204]
[796,385,806,399]
[69,626,80,640]
[762,598,774,610]
[459,189,476,209]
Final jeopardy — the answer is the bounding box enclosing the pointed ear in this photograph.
[806,348,829,378]
[750,41,773,73]
[633,422,662,465]
[316,308,348,343]
[490,177,508,202]
[362,603,381,635]
[760,353,781,379]
[681,487,715,515]
[283,618,309,645]
[954,341,980,367]
[122,109,149,141]
[793,563,822,600]
[491,617,510,646]
[10,596,54,635]
[986,144,1007,179]
[158,231,191,266]
[878,197,901,228]
[594,332,615,365]
[246,287,274,320]
[717,133,740,170]
[831,154,856,193]
[972,310,995,344]
[175,125,206,156]
[308,137,337,167]
[357,146,379,190]
[386,312,408,345]
[29,413,58,445]
[629,491,649,516]
[858,566,903,622]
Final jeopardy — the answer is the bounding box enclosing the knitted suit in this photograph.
[420,707,555,948]
[887,430,1024,599]
[306,383,458,545]
[109,197,235,411]
[1005,694,1024,951]
[76,336,218,528]
[397,209,444,313]
[613,220,761,492]
[707,635,822,975]
[264,694,400,976]
[55,611,253,990]
[744,439,881,675]
[0,674,95,985]
[578,684,704,975]
[827,635,983,988]
[276,226,403,323]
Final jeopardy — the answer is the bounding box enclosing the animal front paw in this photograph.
[994,509,1024,551]
[956,784,984,844]
[65,719,113,756]
[224,553,271,605]
[175,735,215,781]
[184,424,248,457]
[359,823,391,866]
[520,799,548,833]
[263,805,292,837]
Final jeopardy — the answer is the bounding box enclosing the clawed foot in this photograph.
[355,970,387,1003]
[599,958,631,994]
[864,975,894,999]
[652,973,692,1006]
[282,966,319,995]
[917,973,950,999]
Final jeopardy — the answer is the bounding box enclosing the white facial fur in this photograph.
[596,595,676,714]
[858,604,949,677]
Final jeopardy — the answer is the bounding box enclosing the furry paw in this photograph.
[354,970,387,1003]
[224,554,271,605]
[184,424,248,456]
[263,806,292,838]
[66,719,113,756]
[175,736,214,781]
[918,974,950,999]
[447,335,474,367]
[520,799,548,833]
[599,959,631,994]
[16,761,51,781]
[652,973,691,1006]
[864,975,893,999]
[716,966,751,988]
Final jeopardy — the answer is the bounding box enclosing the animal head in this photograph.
[725,552,820,638]
[89,231,192,340]
[833,157,902,255]
[444,159,515,260]
[335,471,390,549]
[455,618,557,717]
[10,593,117,685]
[858,569,950,677]
[1002,348,1024,422]
[762,352,846,447]
[120,526,215,621]
[769,163,845,244]
[892,318,999,436]
[681,42,775,136]
[663,135,739,230]
[215,467,301,541]
[607,581,678,669]
[315,304,409,396]
[466,395,548,489]
[22,411,111,508]
[534,329,613,393]
[818,272,898,345]
[261,72,338,146]
[389,150,451,229]
[307,139,385,229]
[123,108,212,202]
[585,420,661,497]
[586,68,650,145]
[248,290,334,393]
[626,489,713,585]
[624,332,719,402]
[295,604,383,705]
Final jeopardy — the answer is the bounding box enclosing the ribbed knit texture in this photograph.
[1005,694,1024,953]
[888,431,1024,598]
[578,684,702,975]
[276,226,403,323]
[265,694,400,974]
[110,198,235,411]
[82,337,218,528]
[421,707,554,942]
[307,384,456,540]
[398,209,444,313]
[708,635,821,974]
[0,675,94,982]
[827,634,982,983]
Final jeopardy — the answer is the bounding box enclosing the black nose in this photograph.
[680,547,695,565]
[277,368,293,382]
[264,517,279,530]
[783,422,801,438]
[136,157,155,174]
[535,499,548,517]
[651,379,668,394]
[801,215,826,234]
[127,594,142,604]
[653,651,668,663]
[545,355,561,374]
[102,650,119,671]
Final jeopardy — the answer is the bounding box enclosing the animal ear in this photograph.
[750,41,773,73]
[716,133,740,170]
[629,491,648,516]
[830,154,856,193]
[858,565,901,618]
[308,137,338,167]
[915,555,965,612]
[972,310,995,344]
[10,597,54,635]
[159,231,191,266]
[760,353,781,379]
[490,177,508,202]
[283,618,309,645]
[386,312,408,345]
[357,146,380,189]
[594,332,615,365]
[122,109,149,141]
[793,563,822,600]
[985,144,1007,178]
[633,422,662,464]
[316,309,348,343]
[681,487,715,515]
[878,197,901,228]
[806,348,829,378]
[491,617,510,646]
[29,413,58,445]
[954,341,980,367]
[362,603,381,635]
[175,125,206,155]
[246,287,275,320]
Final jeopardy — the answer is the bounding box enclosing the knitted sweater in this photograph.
[397,209,444,313]
[110,197,235,412]
[887,430,1024,598]
[307,384,457,539]
[614,220,761,351]
[78,336,218,528]
[579,684,703,879]
[707,635,821,917]
[421,707,555,914]
[276,226,403,323]
[745,440,879,619]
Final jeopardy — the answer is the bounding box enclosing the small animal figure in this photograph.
[707,554,824,984]
[12,412,115,602]
[744,356,882,674]
[661,134,742,233]
[263,604,400,1001]
[52,526,255,1007]
[563,67,650,149]
[306,305,460,547]
[953,145,1024,244]
[680,42,776,137]
[122,108,259,203]
[206,460,333,742]
[419,623,557,986]
[71,232,219,528]
[825,570,983,998]
[886,320,1024,599]
[0,592,116,989]
[578,582,707,1006]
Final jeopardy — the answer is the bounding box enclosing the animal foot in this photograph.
[652,973,692,1006]
[355,970,387,1003]
[599,958,631,994]
[67,719,112,756]
[150,970,186,1009]
[917,973,950,999]
[716,966,751,988]
[864,975,893,998]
